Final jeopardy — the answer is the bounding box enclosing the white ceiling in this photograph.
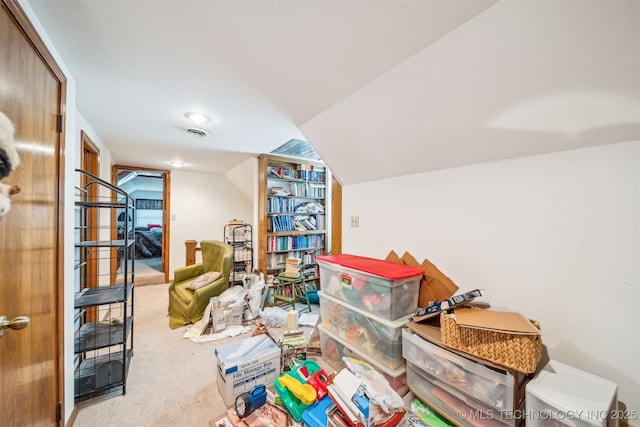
[26,0,640,185]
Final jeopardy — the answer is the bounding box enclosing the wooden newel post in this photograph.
[185,240,197,266]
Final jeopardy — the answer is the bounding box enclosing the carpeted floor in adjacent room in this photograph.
[134,257,166,286]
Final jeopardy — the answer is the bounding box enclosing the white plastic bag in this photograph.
[343,357,404,414]
[216,285,247,307]
[259,306,288,327]
[244,279,266,320]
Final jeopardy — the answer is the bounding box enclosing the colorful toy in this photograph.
[277,374,316,405]
[301,396,334,427]
[306,369,332,400]
[273,359,327,422]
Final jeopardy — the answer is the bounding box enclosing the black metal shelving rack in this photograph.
[73,169,135,402]
[223,223,253,285]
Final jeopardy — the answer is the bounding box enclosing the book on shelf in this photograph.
[294,201,325,214]
[270,187,291,197]
[268,167,283,179]
[268,166,296,179]
[304,266,317,278]
[269,215,296,233]
[292,215,317,231]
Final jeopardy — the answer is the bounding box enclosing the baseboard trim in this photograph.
[65,406,78,427]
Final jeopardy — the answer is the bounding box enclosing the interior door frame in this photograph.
[80,131,100,322]
[111,164,171,283]
[1,0,67,424]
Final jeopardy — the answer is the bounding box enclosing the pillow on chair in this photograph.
[186,271,221,291]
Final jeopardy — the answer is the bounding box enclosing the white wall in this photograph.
[342,141,640,418]
[225,157,259,268]
[226,157,257,202]
[168,170,253,276]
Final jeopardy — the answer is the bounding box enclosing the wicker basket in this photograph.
[440,312,542,373]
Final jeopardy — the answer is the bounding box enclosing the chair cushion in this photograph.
[186,271,221,291]
[173,282,195,305]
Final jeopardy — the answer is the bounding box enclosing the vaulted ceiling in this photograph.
[26,0,640,185]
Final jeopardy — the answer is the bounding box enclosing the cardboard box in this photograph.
[212,304,245,333]
[215,334,282,406]
[281,335,307,371]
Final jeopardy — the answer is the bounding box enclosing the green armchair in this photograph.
[168,240,233,329]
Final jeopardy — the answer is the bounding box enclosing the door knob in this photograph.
[0,315,30,336]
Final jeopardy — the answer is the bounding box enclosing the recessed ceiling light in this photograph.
[184,112,211,123]
[169,161,184,167]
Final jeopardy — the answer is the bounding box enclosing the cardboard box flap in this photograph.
[384,250,402,264]
[419,256,459,302]
[385,249,460,308]
[453,308,541,335]
[399,252,437,304]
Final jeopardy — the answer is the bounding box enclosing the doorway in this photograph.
[112,165,171,285]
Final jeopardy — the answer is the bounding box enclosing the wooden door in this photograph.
[0,1,66,426]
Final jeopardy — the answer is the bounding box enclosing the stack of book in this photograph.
[293,215,317,231]
[281,257,302,278]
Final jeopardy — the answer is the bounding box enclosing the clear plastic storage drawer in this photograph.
[407,362,516,427]
[403,328,516,411]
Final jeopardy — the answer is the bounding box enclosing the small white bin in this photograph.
[526,360,618,427]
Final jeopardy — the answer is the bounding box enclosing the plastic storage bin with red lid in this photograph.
[317,254,423,321]
[317,254,424,279]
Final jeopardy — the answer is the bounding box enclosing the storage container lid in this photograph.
[317,254,424,280]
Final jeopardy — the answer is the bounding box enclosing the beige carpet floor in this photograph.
[73,282,323,427]
[134,258,166,286]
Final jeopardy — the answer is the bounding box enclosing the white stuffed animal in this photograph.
[0,111,20,219]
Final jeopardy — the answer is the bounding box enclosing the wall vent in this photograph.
[185,127,209,138]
